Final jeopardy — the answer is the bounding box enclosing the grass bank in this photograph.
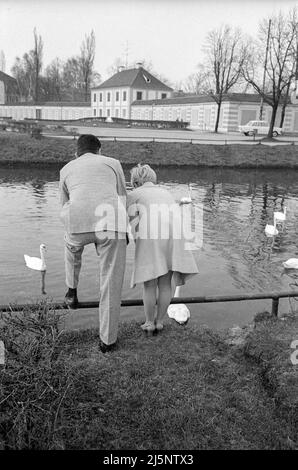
[1,132,298,168]
[0,304,297,449]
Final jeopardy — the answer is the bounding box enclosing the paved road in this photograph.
[56,126,298,145]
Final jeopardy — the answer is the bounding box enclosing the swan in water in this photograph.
[180,184,192,204]
[24,244,47,294]
[274,207,287,224]
[167,285,190,325]
[265,221,278,237]
[282,258,298,269]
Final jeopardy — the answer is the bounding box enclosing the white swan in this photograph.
[265,221,278,237]
[24,244,47,294]
[180,184,192,204]
[167,285,190,325]
[282,258,298,269]
[274,207,287,224]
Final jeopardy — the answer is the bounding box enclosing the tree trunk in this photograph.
[35,73,39,102]
[279,102,286,129]
[268,104,278,138]
[279,84,291,129]
[214,100,222,133]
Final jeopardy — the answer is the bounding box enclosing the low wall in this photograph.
[0,104,91,121]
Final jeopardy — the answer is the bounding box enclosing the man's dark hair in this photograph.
[77,134,101,157]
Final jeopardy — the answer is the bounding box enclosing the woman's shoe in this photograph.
[140,321,156,333]
[155,322,164,331]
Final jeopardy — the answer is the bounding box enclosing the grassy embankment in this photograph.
[1,132,298,167]
[0,305,297,450]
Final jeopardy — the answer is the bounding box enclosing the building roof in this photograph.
[131,93,260,106]
[92,67,173,91]
[1,101,90,107]
[0,70,17,85]
[131,92,290,106]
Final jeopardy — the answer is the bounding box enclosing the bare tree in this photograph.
[11,28,43,102]
[279,59,296,128]
[11,56,33,101]
[79,30,96,101]
[32,28,43,102]
[107,57,125,76]
[242,9,297,137]
[43,58,63,101]
[90,71,101,88]
[203,25,248,132]
[182,64,210,94]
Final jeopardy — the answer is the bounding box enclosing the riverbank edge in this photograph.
[225,313,298,413]
[0,305,297,449]
[1,133,298,168]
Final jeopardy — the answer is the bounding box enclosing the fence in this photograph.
[94,136,298,146]
[40,131,298,146]
[1,289,298,316]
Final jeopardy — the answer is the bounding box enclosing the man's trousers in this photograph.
[64,231,126,345]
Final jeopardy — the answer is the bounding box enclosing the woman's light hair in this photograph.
[131,164,157,187]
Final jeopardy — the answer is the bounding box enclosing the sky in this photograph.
[0,0,297,85]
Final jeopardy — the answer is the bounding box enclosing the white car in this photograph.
[239,120,282,137]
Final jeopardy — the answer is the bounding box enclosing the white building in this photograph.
[91,65,173,119]
[0,102,91,120]
[131,93,298,133]
[0,51,6,73]
[1,65,298,133]
[0,71,19,105]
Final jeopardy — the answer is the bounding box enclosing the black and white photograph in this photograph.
[0,0,297,456]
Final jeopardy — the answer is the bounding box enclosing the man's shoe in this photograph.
[99,340,117,354]
[64,288,78,309]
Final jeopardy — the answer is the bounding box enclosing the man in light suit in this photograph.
[59,134,127,353]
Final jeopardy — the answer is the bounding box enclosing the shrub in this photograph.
[30,126,43,140]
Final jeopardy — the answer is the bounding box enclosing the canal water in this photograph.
[1,164,298,330]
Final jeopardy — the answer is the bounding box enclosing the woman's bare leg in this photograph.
[142,279,157,329]
[156,271,173,329]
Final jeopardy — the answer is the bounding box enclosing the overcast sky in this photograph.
[0,0,297,85]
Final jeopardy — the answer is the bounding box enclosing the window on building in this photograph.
[136,91,143,100]
[93,93,97,102]
[123,91,127,101]
[99,93,103,102]
[122,109,126,117]
[94,109,96,116]
[99,109,102,117]
[107,92,111,102]
[116,91,119,101]
[161,93,167,99]
[107,109,110,117]
[115,109,119,117]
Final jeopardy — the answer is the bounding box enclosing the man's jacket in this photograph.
[59,153,127,234]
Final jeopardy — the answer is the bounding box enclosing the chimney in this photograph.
[136,61,143,69]
[118,65,125,73]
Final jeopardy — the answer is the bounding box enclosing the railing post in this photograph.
[271,296,279,316]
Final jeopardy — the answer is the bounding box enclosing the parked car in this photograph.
[238,120,282,137]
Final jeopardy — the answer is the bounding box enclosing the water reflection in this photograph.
[1,165,298,329]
